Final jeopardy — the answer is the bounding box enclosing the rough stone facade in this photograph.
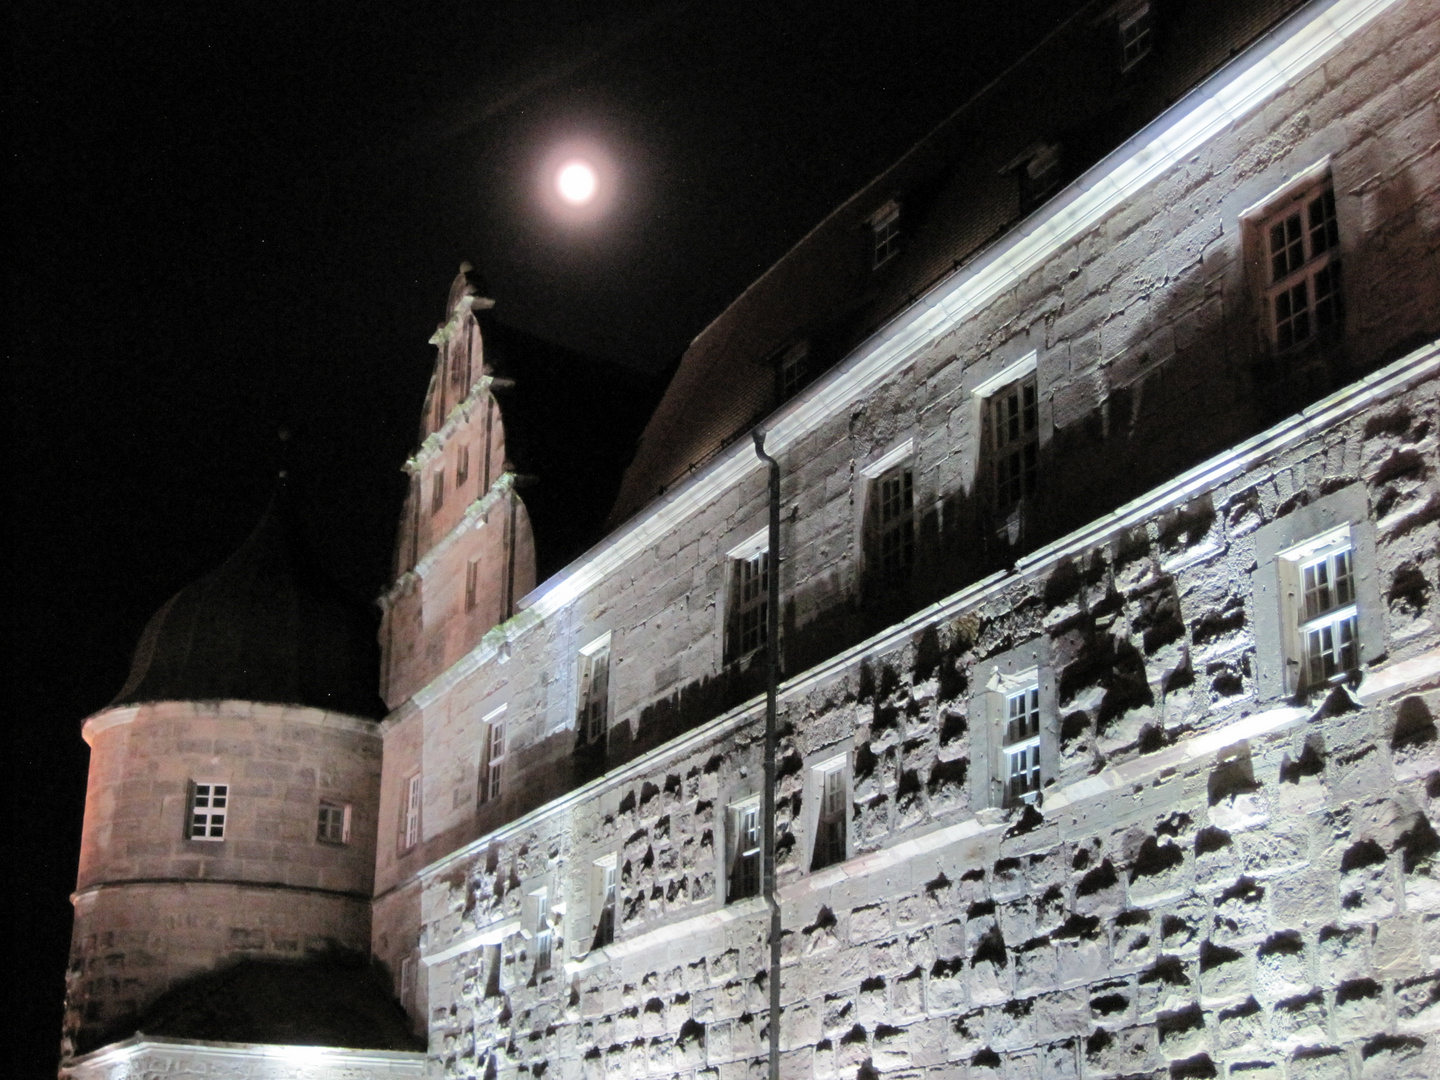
[370,2,1440,1079]
[65,701,382,1058]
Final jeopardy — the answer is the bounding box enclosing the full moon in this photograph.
[555,160,598,205]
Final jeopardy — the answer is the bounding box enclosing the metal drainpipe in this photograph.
[752,430,782,1080]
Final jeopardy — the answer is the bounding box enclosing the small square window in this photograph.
[810,761,848,871]
[1255,176,1343,352]
[189,782,229,841]
[478,712,506,805]
[726,799,762,903]
[317,801,351,844]
[592,856,618,949]
[400,773,421,852]
[776,342,810,401]
[577,639,611,747]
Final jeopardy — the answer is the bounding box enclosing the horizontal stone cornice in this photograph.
[82,699,381,745]
[71,877,371,906]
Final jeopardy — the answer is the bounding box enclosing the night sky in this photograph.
[12,1,1088,1072]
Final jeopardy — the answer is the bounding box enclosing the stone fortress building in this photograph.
[62,0,1440,1077]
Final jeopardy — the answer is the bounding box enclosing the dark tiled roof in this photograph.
[608,0,1301,526]
[120,956,423,1053]
[111,487,384,719]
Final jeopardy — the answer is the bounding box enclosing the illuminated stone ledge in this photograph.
[60,1035,427,1080]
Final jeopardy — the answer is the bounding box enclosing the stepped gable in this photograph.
[112,487,384,719]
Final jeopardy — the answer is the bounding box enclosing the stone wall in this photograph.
[405,357,1440,1080]
[66,701,381,1056]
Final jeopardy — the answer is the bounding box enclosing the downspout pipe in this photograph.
[752,430,782,1080]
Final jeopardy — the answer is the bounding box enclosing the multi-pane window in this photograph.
[1262,180,1342,351]
[811,763,848,871]
[578,643,611,746]
[1118,3,1154,71]
[456,444,470,487]
[400,955,417,1010]
[871,202,901,268]
[871,465,915,585]
[465,558,480,613]
[779,344,810,401]
[401,773,421,851]
[531,890,553,975]
[1298,543,1358,688]
[731,551,770,658]
[593,858,618,949]
[189,782,228,841]
[990,375,1038,511]
[317,801,351,844]
[1002,686,1042,804]
[727,800,762,903]
[431,471,445,514]
[479,715,506,804]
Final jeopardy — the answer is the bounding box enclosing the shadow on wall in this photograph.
[618,235,1434,772]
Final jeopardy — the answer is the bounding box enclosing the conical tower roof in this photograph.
[111,488,384,719]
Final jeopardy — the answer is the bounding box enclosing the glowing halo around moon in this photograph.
[555,159,598,205]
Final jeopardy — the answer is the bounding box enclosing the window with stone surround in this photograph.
[591,855,618,949]
[527,888,553,976]
[726,529,771,663]
[975,353,1041,545]
[1252,170,1343,353]
[810,757,849,871]
[400,955,417,1012]
[478,707,506,805]
[776,341,810,402]
[862,443,916,594]
[400,772,421,852]
[726,797,762,903]
[1253,484,1381,701]
[316,801,351,844]
[188,781,228,841]
[577,635,611,746]
[969,640,1056,810]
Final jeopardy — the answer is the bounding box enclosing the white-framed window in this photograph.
[727,798,762,903]
[400,772,421,852]
[317,800,351,844]
[591,855,618,949]
[478,707,507,805]
[726,529,771,662]
[811,758,849,871]
[1280,527,1361,693]
[577,635,611,746]
[1255,173,1342,352]
[456,444,470,487]
[988,373,1039,512]
[528,889,553,975]
[1117,2,1153,71]
[1002,684,1042,805]
[188,781,229,841]
[465,557,480,613]
[1253,484,1380,703]
[431,471,445,514]
[870,201,901,268]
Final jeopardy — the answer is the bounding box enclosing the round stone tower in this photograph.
[62,487,387,1061]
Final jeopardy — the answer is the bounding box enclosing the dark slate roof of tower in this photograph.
[111,488,384,719]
